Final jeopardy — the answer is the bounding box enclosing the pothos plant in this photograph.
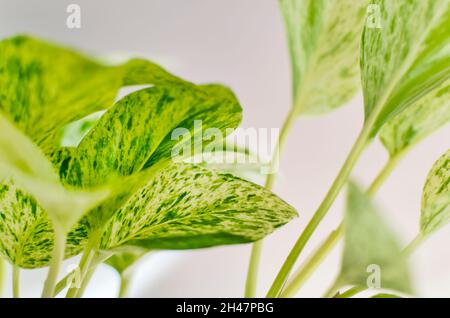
[0,36,298,298]
[0,0,449,299]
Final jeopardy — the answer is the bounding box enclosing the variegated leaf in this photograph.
[0,114,109,268]
[280,0,367,115]
[421,149,450,236]
[338,183,412,294]
[380,80,450,156]
[61,84,241,189]
[0,35,185,153]
[99,162,298,250]
[361,0,450,136]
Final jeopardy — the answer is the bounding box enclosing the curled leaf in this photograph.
[380,80,450,157]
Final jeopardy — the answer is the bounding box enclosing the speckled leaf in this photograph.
[280,0,367,115]
[60,83,242,247]
[361,0,450,136]
[338,183,412,294]
[0,35,185,153]
[99,162,298,250]
[0,115,109,267]
[380,80,450,156]
[60,84,241,188]
[420,150,450,236]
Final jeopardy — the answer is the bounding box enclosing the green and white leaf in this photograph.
[361,0,450,136]
[380,80,450,156]
[338,183,412,294]
[99,162,298,250]
[0,114,109,230]
[420,149,450,236]
[280,0,367,115]
[0,35,185,153]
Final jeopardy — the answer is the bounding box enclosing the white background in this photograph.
[0,0,449,297]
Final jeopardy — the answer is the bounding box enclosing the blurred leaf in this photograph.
[380,80,450,156]
[105,247,148,274]
[361,0,450,136]
[421,149,450,236]
[280,0,367,115]
[99,162,298,250]
[338,183,412,294]
[0,115,108,267]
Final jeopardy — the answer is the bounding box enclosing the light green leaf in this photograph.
[280,0,367,115]
[361,0,450,136]
[338,183,412,294]
[0,115,108,267]
[0,35,185,153]
[371,293,401,298]
[380,80,450,156]
[60,84,241,189]
[105,247,148,274]
[420,149,450,236]
[99,162,298,250]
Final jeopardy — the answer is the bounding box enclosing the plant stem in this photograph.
[53,251,113,297]
[42,227,66,298]
[118,270,133,298]
[402,233,424,257]
[12,265,20,298]
[280,224,343,298]
[244,109,297,297]
[279,155,402,297]
[266,121,373,297]
[74,264,98,298]
[66,233,99,298]
[367,153,405,196]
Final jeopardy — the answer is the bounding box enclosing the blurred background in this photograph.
[1,0,449,297]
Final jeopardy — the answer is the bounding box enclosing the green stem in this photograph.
[118,270,133,298]
[74,264,98,298]
[244,108,297,297]
[402,233,424,257]
[280,224,343,298]
[266,121,373,297]
[245,240,263,298]
[66,233,99,298]
[41,227,66,298]
[54,251,113,297]
[367,153,405,196]
[12,265,20,298]
[280,156,402,297]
